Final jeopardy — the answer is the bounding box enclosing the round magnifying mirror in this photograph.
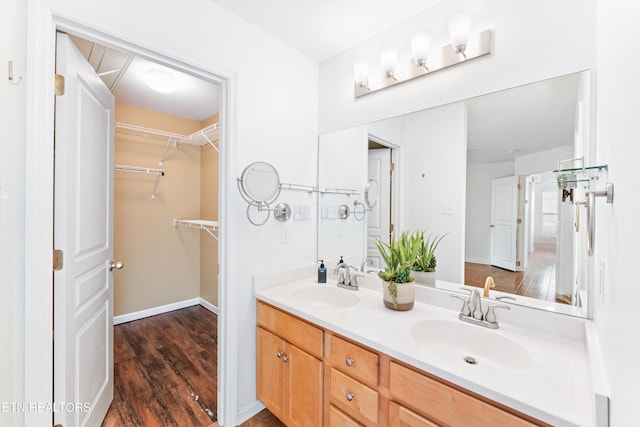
[241,162,281,203]
[365,179,379,209]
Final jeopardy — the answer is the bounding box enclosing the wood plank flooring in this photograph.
[102,305,218,427]
[465,242,563,303]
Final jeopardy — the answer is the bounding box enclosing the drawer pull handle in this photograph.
[346,392,355,401]
[276,351,283,358]
[282,356,289,363]
[345,358,354,367]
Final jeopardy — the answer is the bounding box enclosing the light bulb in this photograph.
[379,45,398,80]
[352,57,370,89]
[448,13,472,57]
[411,29,431,69]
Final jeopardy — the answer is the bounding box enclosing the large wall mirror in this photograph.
[317,70,591,318]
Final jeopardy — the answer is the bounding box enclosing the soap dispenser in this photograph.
[318,260,327,283]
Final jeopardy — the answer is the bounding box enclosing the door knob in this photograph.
[110,261,124,271]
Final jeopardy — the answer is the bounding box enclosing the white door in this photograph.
[490,175,519,271]
[367,148,391,269]
[53,33,116,427]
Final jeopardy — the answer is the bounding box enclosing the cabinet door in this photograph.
[389,401,439,427]
[285,343,323,427]
[257,327,285,420]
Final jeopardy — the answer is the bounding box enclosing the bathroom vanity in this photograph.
[254,265,605,427]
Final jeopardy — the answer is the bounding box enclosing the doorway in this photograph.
[53,28,222,425]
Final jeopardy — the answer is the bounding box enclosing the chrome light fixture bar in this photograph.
[354,29,493,98]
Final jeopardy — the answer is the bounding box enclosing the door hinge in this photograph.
[53,249,63,271]
[516,261,521,267]
[389,223,394,232]
[53,424,63,427]
[517,183,523,189]
[390,162,395,171]
[55,74,65,96]
[517,218,522,224]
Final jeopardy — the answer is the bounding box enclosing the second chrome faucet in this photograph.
[451,288,510,329]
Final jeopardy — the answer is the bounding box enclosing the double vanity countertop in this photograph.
[253,264,607,427]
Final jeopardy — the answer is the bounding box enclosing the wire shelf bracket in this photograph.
[173,219,219,240]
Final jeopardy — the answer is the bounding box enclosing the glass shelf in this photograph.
[553,164,608,189]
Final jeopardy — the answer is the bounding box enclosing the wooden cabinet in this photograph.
[256,301,547,427]
[256,303,323,427]
[388,401,438,427]
[388,361,542,427]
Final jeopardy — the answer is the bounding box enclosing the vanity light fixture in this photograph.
[379,45,399,81]
[411,29,432,71]
[353,14,492,98]
[448,13,472,59]
[352,57,370,91]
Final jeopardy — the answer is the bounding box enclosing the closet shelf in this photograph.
[173,219,219,240]
[115,164,165,199]
[115,121,220,165]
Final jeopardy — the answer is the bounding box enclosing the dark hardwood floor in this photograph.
[102,305,218,427]
[465,242,563,303]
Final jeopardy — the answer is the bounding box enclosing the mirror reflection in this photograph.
[317,71,591,317]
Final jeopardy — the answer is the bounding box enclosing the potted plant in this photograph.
[411,230,447,286]
[374,231,420,311]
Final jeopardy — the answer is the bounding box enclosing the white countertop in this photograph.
[253,265,599,427]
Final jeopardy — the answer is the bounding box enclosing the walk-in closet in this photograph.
[68,35,221,425]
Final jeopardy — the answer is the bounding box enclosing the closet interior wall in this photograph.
[114,102,219,317]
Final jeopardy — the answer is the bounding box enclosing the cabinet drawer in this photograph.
[329,405,363,427]
[389,362,540,427]
[389,401,438,427]
[257,301,323,358]
[330,335,379,387]
[330,368,378,425]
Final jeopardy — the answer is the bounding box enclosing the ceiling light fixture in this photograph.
[352,14,492,98]
[146,69,176,93]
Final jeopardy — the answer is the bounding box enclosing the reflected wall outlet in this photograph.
[280,226,290,244]
[441,204,454,215]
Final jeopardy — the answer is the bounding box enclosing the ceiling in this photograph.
[209,0,445,61]
[70,35,219,122]
[466,73,580,165]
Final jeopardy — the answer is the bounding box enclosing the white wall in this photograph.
[465,161,514,264]
[15,0,318,424]
[401,103,466,283]
[318,0,596,134]
[594,0,640,425]
[0,0,26,425]
[318,126,368,263]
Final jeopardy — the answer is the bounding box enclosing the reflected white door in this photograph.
[490,175,518,271]
[367,148,391,269]
[53,33,115,427]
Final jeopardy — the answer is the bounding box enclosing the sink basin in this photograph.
[293,286,360,309]
[411,320,532,370]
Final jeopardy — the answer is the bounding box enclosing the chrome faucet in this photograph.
[450,288,510,329]
[359,257,370,272]
[334,263,361,291]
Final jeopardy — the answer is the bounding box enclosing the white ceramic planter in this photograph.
[382,280,415,311]
[412,270,436,286]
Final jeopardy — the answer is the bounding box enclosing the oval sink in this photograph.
[293,286,360,309]
[411,320,532,370]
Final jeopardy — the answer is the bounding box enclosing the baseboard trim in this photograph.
[113,298,200,325]
[465,258,491,265]
[237,400,265,425]
[199,298,219,315]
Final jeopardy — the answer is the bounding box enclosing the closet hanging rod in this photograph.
[114,165,165,176]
